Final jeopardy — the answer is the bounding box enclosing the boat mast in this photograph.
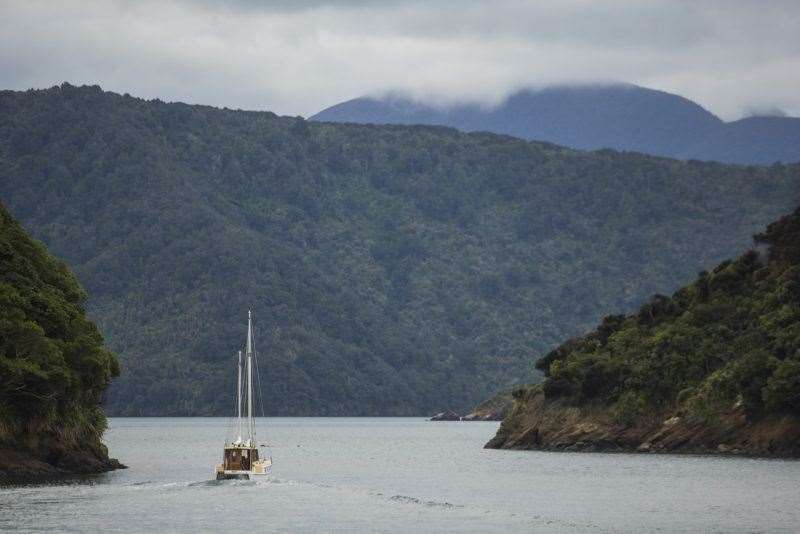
[246,310,254,445]
[237,350,243,443]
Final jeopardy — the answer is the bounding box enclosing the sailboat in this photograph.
[215,310,272,480]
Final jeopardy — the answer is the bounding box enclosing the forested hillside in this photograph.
[0,201,120,480]
[1,83,798,416]
[488,208,800,456]
[312,84,800,165]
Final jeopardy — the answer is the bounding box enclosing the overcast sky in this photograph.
[1,0,799,119]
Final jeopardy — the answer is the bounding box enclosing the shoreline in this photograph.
[0,448,126,486]
[485,386,800,459]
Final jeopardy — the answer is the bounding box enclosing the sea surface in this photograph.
[1,418,799,533]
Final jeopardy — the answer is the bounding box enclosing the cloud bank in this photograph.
[1,0,798,119]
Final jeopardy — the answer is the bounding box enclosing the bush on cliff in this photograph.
[536,207,800,423]
[0,201,119,455]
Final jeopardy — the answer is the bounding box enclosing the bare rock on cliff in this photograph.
[430,410,462,421]
[485,385,800,457]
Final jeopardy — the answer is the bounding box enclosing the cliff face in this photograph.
[487,208,800,457]
[462,388,514,421]
[0,432,123,482]
[486,385,800,456]
[0,202,122,482]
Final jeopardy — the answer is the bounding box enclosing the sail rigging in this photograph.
[237,350,243,443]
[246,310,255,445]
[235,310,256,446]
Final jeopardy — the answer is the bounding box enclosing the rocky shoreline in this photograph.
[429,405,506,422]
[429,388,515,421]
[485,385,800,457]
[0,443,125,485]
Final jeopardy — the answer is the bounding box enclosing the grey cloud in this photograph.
[744,106,788,118]
[0,0,798,119]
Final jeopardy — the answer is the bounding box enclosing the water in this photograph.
[1,418,799,533]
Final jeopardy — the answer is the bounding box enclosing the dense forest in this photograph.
[0,201,120,479]
[0,83,798,416]
[312,84,800,165]
[488,208,800,455]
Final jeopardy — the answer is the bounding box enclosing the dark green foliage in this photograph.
[764,359,800,412]
[0,201,118,446]
[0,83,798,415]
[539,208,800,422]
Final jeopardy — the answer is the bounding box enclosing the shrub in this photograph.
[763,358,800,413]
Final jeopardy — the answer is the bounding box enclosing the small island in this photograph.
[487,208,800,456]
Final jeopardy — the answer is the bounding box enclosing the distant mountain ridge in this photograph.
[311,84,800,165]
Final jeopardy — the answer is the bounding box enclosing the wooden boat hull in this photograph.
[214,458,271,480]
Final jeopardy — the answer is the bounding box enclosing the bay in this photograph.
[1,418,798,533]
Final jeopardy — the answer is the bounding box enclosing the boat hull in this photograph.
[214,459,271,480]
[216,471,251,481]
[215,470,270,480]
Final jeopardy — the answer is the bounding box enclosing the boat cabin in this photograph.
[223,445,259,471]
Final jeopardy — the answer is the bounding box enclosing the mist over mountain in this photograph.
[311,84,800,165]
[1,84,798,416]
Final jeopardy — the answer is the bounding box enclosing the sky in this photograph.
[1,0,799,120]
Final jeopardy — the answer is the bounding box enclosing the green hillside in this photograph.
[1,83,798,415]
[0,201,120,479]
[488,208,800,455]
[538,206,800,416]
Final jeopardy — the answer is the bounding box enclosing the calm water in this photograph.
[1,418,799,533]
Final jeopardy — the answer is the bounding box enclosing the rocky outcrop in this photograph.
[485,385,800,457]
[461,411,503,421]
[0,438,124,484]
[429,410,462,421]
[430,390,515,421]
[462,388,514,421]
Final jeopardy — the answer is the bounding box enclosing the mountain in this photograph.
[311,84,800,165]
[683,116,800,165]
[0,83,798,417]
[487,208,800,457]
[0,201,121,482]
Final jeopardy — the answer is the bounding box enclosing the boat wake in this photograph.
[386,494,459,509]
[187,479,256,487]
[119,479,261,491]
[116,476,603,531]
